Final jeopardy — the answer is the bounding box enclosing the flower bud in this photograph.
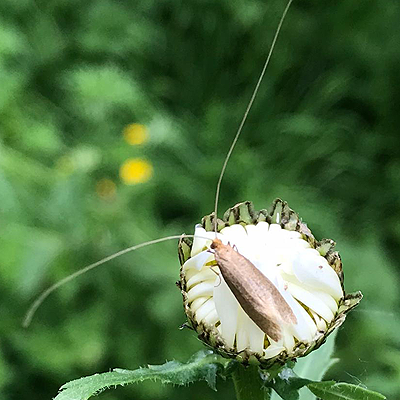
[178,200,362,367]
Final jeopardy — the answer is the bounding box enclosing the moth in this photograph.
[210,238,297,342]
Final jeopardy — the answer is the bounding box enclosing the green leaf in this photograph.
[294,330,339,400]
[295,331,339,381]
[307,381,386,400]
[266,366,311,400]
[232,364,269,400]
[54,350,227,400]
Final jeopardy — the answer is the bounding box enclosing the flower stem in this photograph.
[232,364,271,400]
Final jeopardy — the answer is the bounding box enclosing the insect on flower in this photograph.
[178,200,362,367]
[210,236,298,343]
[23,0,362,370]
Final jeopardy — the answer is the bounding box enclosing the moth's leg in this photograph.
[226,241,238,252]
[209,265,222,287]
[206,246,221,286]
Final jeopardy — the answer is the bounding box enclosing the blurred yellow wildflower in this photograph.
[96,178,117,200]
[123,123,149,145]
[119,158,153,185]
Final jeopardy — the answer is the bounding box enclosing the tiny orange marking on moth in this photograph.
[210,238,297,342]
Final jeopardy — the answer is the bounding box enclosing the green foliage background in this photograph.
[1,0,399,399]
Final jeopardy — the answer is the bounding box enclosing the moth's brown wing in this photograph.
[226,278,283,342]
[213,242,296,342]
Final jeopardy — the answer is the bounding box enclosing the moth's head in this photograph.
[210,238,223,250]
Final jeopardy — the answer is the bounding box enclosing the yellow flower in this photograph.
[96,178,117,200]
[123,124,149,145]
[119,158,153,185]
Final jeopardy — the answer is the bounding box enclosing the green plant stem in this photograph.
[232,364,270,400]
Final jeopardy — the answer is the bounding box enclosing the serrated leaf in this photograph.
[307,381,386,400]
[54,350,227,400]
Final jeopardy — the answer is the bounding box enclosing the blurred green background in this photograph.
[1,0,399,399]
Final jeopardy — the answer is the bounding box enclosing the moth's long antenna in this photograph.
[24,1,294,328]
[23,234,211,328]
[213,0,293,233]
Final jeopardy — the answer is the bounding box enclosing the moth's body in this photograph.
[210,238,297,342]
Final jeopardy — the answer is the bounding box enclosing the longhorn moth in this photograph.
[24,0,361,367]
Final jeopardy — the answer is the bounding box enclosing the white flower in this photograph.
[178,200,361,366]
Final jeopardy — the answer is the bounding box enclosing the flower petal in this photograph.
[292,249,343,300]
[213,274,239,348]
[287,282,335,322]
[186,267,218,289]
[288,300,318,343]
[264,344,285,358]
[187,281,214,302]
[274,276,317,342]
[236,307,250,352]
[220,224,249,254]
[191,225,213,256]
[310,309,327,331]
[183,250,213,271]
[195,298,216,323]
[246,320,265,355]
[282,329,295,352]
[203,309,219,325]
[309,290,338,313]
[190,296,210,313]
